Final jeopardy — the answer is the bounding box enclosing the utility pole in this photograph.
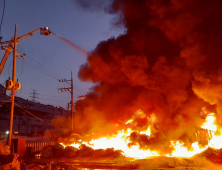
[8,25,17,149]
[58,72,74,131]
[0,25,51,149]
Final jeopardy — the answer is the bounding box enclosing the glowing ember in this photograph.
[61,108,222,159]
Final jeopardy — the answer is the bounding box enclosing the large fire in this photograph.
[60,108,222,159]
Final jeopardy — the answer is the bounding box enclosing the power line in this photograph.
[37,97,69,102]
[14,102,52,126]
[37,93,70,98]
[19,51,88,94]
[17,57,88,95]
[18,57,59,79]
[17,49,81,87]
[26,55,63,80]
[17,58,24,79]
[17,57,59,80]
[7,57,13,77]
[17,92,74,108]
[0,0,5,38]
[24,55,62,80]
[15,49,89,98]
[0,99,10,102]
[21,92,79,100]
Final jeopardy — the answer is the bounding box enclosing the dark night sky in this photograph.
[0,0,125,108]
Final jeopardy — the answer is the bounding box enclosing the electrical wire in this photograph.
[36,93,70,98]
[17,57,59,80]
[7,57,13,77]
[17,49,74,84]
[18,57,58,79]
[0,0,5,38]
[17,59,24,79]
[0,99,10,102]
[25,55,63,80]
[17,50,88,94]
[17,57,88,95]
[37,97,69,102]
[17,46,25,53]
[14,102,52,126]
[15,82,22,96]
[5,49,90,105]
[24,57,62,80]
[0,80,6,85]
[18,91,80,109]
[18,92,69,108]
[17,49,65,80]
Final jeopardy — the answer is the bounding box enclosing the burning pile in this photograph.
[59,108,222,159]
[51,0,222,165]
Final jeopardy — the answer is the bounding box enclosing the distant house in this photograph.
[0,84,67,136]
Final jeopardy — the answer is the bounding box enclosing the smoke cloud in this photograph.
[73,0,222,154]
[73,0,113,13]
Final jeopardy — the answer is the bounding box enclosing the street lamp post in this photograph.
[0,24,51,150]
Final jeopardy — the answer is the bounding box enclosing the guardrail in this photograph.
[26,141,56,152]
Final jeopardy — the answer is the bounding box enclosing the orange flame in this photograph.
[61,108,222,159]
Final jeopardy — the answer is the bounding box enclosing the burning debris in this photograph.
[39,143,123,159]
[56,108,221,158]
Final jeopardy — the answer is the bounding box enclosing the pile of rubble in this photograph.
[0,141,80,170]
[0,141,21,170]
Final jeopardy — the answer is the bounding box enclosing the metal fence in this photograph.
[26,141,56,152]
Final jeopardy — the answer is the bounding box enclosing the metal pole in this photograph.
[71,71,73,131]
[8,24,17,149]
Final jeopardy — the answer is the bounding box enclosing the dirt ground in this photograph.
[21,153,222,170]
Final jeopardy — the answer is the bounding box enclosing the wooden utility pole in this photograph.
[8,25,17,148]
[58,72,74,131]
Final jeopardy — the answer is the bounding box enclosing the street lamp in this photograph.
[0,24,51,150]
